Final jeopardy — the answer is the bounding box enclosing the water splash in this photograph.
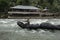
[0,19,60,40]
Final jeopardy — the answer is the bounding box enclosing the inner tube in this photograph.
[17,21,60,30]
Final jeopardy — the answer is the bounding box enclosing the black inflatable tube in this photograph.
[17,21,60,30]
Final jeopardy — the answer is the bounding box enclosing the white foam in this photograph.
[31,30,36,33]
[30,19,48,24]
[0,21,8,23]
[39,30,46,33]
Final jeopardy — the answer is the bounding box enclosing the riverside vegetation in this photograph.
[0,0,60,18]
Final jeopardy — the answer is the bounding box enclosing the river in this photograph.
[0,19,60,40]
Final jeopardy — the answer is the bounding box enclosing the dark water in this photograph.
[0,19,60,40]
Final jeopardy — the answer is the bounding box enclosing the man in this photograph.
[25,19,30,25]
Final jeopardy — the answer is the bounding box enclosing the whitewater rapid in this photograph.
[0,19,60,40]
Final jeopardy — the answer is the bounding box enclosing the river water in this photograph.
[0,19,60,40]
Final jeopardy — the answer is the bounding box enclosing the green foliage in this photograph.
[16,0,31,5]
[22,0,31,5]
[0,0,60,13]
[40,0,44,4]
[0,0,9,12]
[49,6,59,13]
[16,0,22,5]
[47,0,54,5]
